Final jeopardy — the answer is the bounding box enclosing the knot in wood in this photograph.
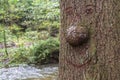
[66,26,89,46]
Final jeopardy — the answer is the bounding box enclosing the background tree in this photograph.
[59,0,120,80]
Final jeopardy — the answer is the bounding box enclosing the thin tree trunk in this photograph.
[59,0,120,80]
[3,30,8,56]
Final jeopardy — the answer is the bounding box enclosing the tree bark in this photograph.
[59,0,120,80]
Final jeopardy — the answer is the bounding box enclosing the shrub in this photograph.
[33,38,59,64]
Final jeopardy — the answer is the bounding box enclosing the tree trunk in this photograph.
[59,0,120,80]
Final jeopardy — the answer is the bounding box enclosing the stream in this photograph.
[0,64,58,80]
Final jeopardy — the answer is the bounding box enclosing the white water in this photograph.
[0,64,58,80]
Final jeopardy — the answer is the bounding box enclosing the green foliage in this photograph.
[9,24,23,37]
[0,37,59,67]
[0,0,60,67]
[33,38,59,64]
[24,31,50,41]
[0,0,60,31]
[9,46,33,64]
[14,38,59,65]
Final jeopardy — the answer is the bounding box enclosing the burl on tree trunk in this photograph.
[59,0,120,80]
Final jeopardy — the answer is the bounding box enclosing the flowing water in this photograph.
[0,64,58,80]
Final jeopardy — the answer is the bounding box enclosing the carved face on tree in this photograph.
[64,4,96,69]
[65,5,95,47]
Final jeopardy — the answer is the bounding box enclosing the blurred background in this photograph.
[0,0,60,80]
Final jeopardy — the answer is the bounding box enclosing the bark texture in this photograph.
[59,0,120,80]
